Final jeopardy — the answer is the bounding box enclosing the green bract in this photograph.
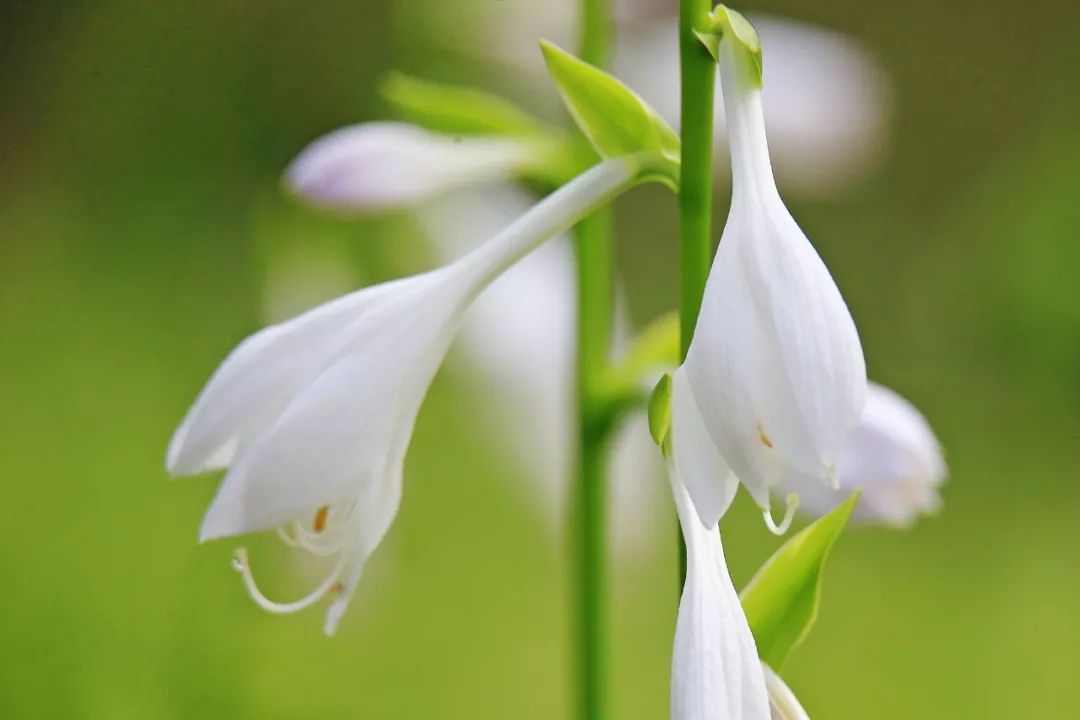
[740,492,859,669]
[648,373,674,454]
[380,72,548,138]
[540,41,680,167]
[699,5,764,88]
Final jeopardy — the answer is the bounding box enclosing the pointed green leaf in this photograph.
[740,492,859,669]
[381,72,548,137]
[540,41,680,163]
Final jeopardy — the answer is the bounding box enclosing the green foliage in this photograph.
[599,312,680,404]
[740,493,859,669]
[380,72,548,138]
[647,373,674,453]
[540,41,680,164]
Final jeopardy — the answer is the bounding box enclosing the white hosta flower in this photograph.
[670,471,770,720]
[614,14,891,197]
[763,665,811,720]
[285,122,540,212]
[683,12,867,529]
[167,157,645,634]
[777,382,946,528]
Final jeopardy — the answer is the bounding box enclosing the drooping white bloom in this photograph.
[167,157,645,634]
[670,470,770,720]
[419,185,666,555]
[682,12,867,529]
[285,121,539,212]
[763,665,811,720]
[777,382,946,528]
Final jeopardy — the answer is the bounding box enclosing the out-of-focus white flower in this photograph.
[285,122,540,212]
[777,382,946,528]
[670,472,770,720]
[763,665,811,720]
[420,184,666,556]
[614,14,891,196]
[167,157,646,634]
[682,11,867,530]
[404,1,891,196]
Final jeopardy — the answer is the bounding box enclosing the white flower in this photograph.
[682,13,867,530]
[285,121,539,212]
[167,156,645,634]
[777,382,946,528]
[763,665,811,720]
[669,470,770,720]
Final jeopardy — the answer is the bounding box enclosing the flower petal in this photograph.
[670,474,770,720]
[671,369,741,526]
[763,665,810,720]
[777,382,945,527]
[737,192,866,480]
[285,122,534,212]
[198,289,457,541]
[684,232,788,507]
[167,280,405,476]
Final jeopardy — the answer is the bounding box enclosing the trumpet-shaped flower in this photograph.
[285,121,541,212]
[167,156,648,634]
[682,10,867,528]
[670,470,770,720]
[777,382,946,527]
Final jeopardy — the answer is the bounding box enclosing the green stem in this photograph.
[574,2,613,720]
[677,0,717,580]
[575,216,613,720]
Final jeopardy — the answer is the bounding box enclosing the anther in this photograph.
[757,423,773,449]
[313,505,330,533]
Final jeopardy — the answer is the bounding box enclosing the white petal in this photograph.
[285,122,534,212]
[167,280,405,476]
[684,231,789,506]
[199,283,458,540]
[670,474,770,720]
[777,382,946,527]
[685,32,867,498]
[323,456,405,635]
[763,665,811,720]
[671,369,741,526]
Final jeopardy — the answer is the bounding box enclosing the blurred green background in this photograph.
[2,0,1078,717]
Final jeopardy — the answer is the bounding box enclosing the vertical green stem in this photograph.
[677,0,716,580]
[575,2,613,720]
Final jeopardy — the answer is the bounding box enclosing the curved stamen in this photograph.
[231,547,349,614]
[763,493,799,536]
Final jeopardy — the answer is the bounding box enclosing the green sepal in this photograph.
[740,492,860,670]
[700,5,764,87]
[647,373,674,455]
[380,72,548,137]
[540,41,681,165]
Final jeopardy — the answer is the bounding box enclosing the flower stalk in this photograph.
[574,1,615,719]
[677,0,717,583]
